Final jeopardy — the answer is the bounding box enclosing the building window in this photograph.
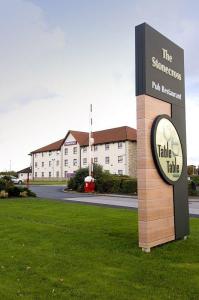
[73,147,77,154]
[73,159,77,166]
[105,157,109,164]
[64,159,68,166]
[57,151,60,155]
[65,148,68,155]
[94,145,98,151]
[35,153,37,158]
[35,162,37,167]
[105,144,109,150]
[49,161,51,167]
[118,142,123,149]
[49,151,52,156]
[118,170,123,175]
[49,172,51,178]
[118,156,123,163]
[56,160,59,166]
[64,171,67,178]
[56,171,59,178]
[42,153,44,157]
[35,172,37,178]
[42,172,44,177]
[83,158,87,165]
[83,147,87,152]
[94,157,98,164]
[42,162,44,167]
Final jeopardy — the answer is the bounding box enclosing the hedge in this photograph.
[0,176,36,198]
[121,179,137,194]
[67,165,137,195]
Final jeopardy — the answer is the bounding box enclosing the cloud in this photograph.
[0,0,199,169]
[0,0,66,113]
[186,95,199,165]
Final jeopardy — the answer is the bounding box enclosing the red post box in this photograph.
[84,176,95,193]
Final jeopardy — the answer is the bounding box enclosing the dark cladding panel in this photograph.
[135,23,146,96]
[136,23,185,107]
[135,22,189,241]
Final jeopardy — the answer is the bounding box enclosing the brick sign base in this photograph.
[137,94,175,251]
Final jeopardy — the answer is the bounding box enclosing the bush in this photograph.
[68,168,88,191]
[190,176,199,186]
[20,191,28,197]
[68,164,137,195]
[0,190,8,198]
[23,188,36,197]
[0,177,13,191]
[0,171,18,177]
[96,177,121,194]
[0,179,6,191]
[121,179,137,195]
[188,182,198,196]
[67,177,76,190]
[0,176,36,198]
[6,186,36,198]
[109,178,122,194]
[7,186,23,197]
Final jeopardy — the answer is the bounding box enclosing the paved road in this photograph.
[29,185,199,216]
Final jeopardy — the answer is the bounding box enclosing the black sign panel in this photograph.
[135,23,189,240]
[135,23,185,106]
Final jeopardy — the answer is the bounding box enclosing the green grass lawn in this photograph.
[0,198,198,300]
[28,180,67,185]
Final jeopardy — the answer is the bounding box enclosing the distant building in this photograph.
[17,167,32,181]
[29,126,137,180]
[187,165,198,176]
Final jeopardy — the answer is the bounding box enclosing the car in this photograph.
[0,175,24,184]
[10,176,23,185]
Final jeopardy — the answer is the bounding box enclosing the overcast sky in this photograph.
[0,0,199,171]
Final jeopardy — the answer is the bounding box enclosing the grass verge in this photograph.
[28,180,67,185]
[0,198,198,299]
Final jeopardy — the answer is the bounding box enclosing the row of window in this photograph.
[35,155,124,168]
[64,156,123,166]
[80,142,123,153]
[35,160,60,167]
[65,147,77,155]
[35,171,60,178]
[34,151,60,158]
[35,169,124,178]
[34,142,124,159]
[64,159,77,166]
[64,142,124,155]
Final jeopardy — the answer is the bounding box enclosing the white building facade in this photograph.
[17,167,32,181]
[30,126,137,179]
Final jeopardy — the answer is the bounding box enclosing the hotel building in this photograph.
[30,126,137,179]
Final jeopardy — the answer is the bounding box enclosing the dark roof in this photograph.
[65,127,136,146]
[17,167,32,174]
[64,130,89,146]
[30,126,137,154]
[91,126,136,146]
[30,139,64,154]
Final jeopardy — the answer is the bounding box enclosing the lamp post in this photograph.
[89,104,94,177]
[84,104,95,193]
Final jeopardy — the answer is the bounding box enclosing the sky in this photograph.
[0,0,199,171]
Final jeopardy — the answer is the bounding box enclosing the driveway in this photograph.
[29,185,199,216]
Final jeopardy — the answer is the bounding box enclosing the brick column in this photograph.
[137,95,175,251]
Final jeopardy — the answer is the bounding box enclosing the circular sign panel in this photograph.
[151,115,183,184]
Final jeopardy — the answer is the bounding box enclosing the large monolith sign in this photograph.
[135,23,189,252]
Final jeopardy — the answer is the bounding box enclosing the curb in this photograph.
[62,189,137,198]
